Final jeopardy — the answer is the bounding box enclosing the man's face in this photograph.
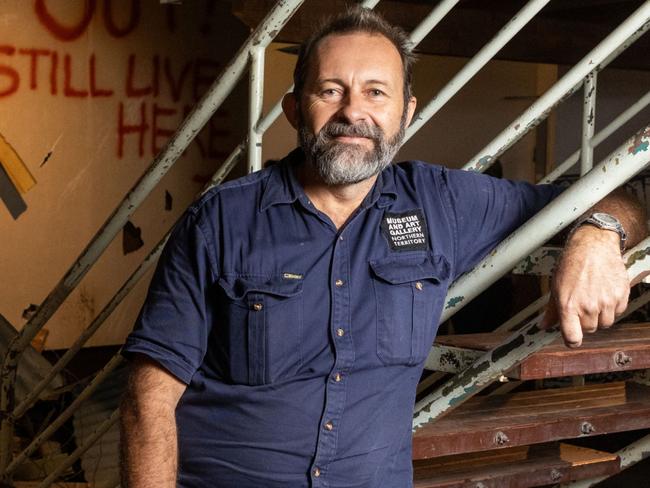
[295,32,416,185]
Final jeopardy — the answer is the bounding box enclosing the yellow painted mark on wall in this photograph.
[0,132,36,193]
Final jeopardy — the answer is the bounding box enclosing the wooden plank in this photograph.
[413,442,620,488]
[435,323,650,379]
[412,382,650,459]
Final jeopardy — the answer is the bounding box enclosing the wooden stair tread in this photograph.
[413,443,619,488]
[412,381,650,459]
[435,323,650,379]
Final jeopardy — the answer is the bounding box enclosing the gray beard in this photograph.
[299,118,405,186]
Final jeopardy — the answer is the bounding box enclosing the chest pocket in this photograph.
[370,254,450,366]
[217,276,303,385]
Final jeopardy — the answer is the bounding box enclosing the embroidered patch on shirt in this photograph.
[282,272,303,280]
[381,209,429,251]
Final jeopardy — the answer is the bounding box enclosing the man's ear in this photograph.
[282,92,299,129]
[404,96,417,128]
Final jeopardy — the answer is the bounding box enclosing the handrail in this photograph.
[5,354,124,476]
[462,2,650,173]
[404,0,551,143]
[540,89,650,184]
[414,230,650,430]
[2,0,649,484]
[440,124,650,323]
[0,0,305,477]
[252,0,461,156]
[37,408,120,488]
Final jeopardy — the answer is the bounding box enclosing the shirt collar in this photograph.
[260,148,305,212]
[260,148,399,211]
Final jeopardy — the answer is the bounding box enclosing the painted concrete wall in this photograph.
[0,0,247,349]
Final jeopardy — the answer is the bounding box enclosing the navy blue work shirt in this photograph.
[123,148,561,487]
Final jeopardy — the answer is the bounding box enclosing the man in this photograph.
[120,7,645,488]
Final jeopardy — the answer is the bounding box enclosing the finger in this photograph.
[541,300,558,330]
[559,311,583,348]
[615,294,628,317]
[581,307,599,334]
[598,306,616,329]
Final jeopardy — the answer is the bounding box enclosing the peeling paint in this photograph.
[445,296,464,309]
[475,155,492,172]
[439,351,461,370]
[492,334,524,362]
[625,246,650,267]
[628,128,650,155]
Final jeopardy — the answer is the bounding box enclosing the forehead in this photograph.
[308,32,404,84]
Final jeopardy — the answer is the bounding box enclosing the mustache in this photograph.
[320,121,383,141]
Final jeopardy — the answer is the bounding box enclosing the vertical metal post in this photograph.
[541,89,650,184]
[463,3,650,173]
[581,72,597,175]
[248,46,266,174]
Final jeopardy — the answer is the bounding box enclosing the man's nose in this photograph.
[337,91,368,124]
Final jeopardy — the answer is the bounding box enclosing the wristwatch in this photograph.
[574,212,627,252]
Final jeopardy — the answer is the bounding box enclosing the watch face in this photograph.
[593,212,619,226]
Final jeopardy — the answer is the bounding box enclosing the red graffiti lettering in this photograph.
[164,58,191,103]
[0,46,19,97]
[126,54,159,98]
[50,51,58,95]
[63,54,88,97]
[104,0,140,38]
[89,54,113,97]
[118,102,149,158]
[35,0,97,42]
[152,103,177,154]
[17,48,51,90]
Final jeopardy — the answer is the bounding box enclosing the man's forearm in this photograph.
[587,187,647,248]
[120,356,186,487]
[120,396,178,487]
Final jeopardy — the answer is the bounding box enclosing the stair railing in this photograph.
[1,0,649,485]
[0,0,306,478]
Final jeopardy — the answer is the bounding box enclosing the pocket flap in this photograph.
[370,254,449,285]
[218,276,303,301]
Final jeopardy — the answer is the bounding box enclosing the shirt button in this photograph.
[335,279,344,287]
[334,372,342,382]
[252,303,263,311]
[415,282,423,291]
[336,328,345,337]
[313,467,321,477]
[324,421,333,431]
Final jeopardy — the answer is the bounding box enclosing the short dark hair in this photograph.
[293,6,416,104]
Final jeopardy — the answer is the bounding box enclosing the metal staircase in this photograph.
[1,1,650,486]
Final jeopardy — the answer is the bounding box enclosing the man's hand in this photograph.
[542,225,630,347]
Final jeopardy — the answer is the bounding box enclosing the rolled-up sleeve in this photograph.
[123,208,218,384]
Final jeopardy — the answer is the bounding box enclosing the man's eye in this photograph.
[321,88,339,97]
[369,89,385,97]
